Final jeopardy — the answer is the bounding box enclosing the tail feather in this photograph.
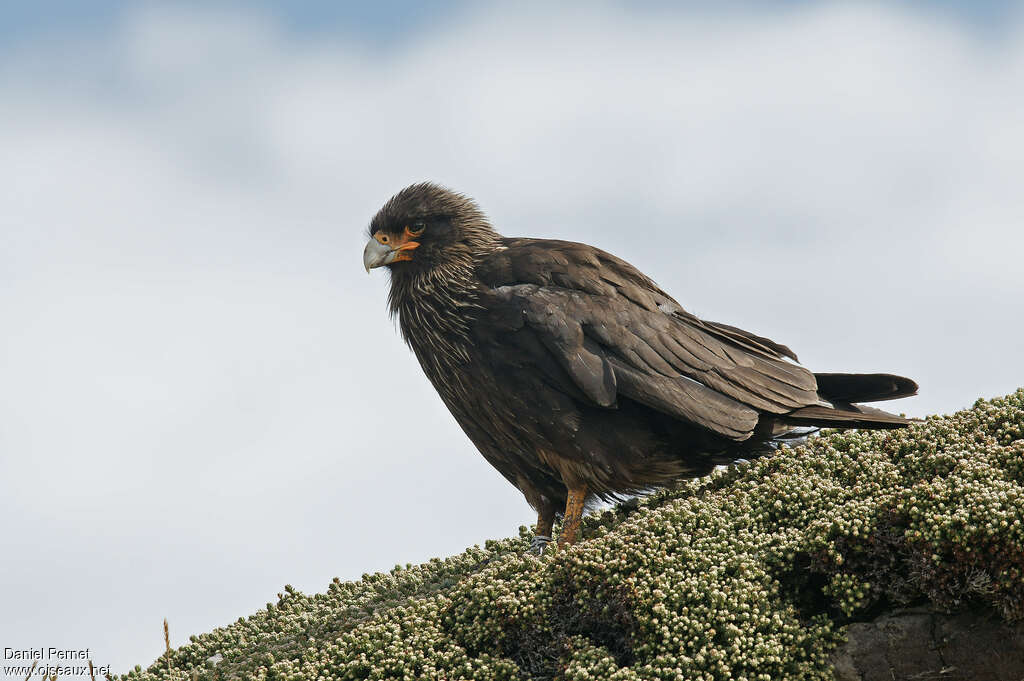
[814,372,918,404]
[780,403,913,429]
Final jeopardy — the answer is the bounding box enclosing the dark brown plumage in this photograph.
[363,182,918,549]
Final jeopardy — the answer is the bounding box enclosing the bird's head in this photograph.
[363,183,499,276]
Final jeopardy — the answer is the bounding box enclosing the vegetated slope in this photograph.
[124,391,1024,681]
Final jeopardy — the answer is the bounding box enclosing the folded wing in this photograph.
[480,239,827,441]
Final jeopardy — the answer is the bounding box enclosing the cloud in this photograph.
[0,2,1021,672]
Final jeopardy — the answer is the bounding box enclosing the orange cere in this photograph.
[374,228,421,263]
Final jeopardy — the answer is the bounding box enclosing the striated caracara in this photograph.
[363,183,918,552]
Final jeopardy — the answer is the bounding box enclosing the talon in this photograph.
[530,535,552,555]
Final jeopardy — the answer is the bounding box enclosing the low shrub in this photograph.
[124,390,1024,680]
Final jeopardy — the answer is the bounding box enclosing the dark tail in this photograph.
[779,373,918,430]
[813,373,918,403]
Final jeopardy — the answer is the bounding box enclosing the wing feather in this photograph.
[608,359,758,440]
[479,239,823,439]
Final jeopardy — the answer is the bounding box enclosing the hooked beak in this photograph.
[363,232,420,273]
[363,238,394,272]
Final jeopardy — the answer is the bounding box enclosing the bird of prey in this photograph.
[363,183,917,552]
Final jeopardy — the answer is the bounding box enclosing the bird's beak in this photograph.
[363,238,394,272]
[363,233,420,273]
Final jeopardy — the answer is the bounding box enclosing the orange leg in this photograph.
[557,484,588,548]
[536,508,554,538]
[530,506,556,554]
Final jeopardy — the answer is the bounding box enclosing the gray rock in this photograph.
[831,608,1024,681]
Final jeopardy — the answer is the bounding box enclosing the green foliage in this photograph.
[125,391,1024,681]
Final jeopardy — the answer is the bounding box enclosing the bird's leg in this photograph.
[557,484,588,548]
[530,506,555,555]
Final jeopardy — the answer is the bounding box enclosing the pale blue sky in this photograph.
[1,0,1021,48]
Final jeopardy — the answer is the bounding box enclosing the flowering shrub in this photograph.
[124,390,1024,680]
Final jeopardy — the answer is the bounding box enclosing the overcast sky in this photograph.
[1,1,1022,675]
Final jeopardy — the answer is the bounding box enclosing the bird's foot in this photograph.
[529,535,552,555]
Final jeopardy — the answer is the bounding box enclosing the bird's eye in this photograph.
[376,232,390,244]
[407,222,426,237]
